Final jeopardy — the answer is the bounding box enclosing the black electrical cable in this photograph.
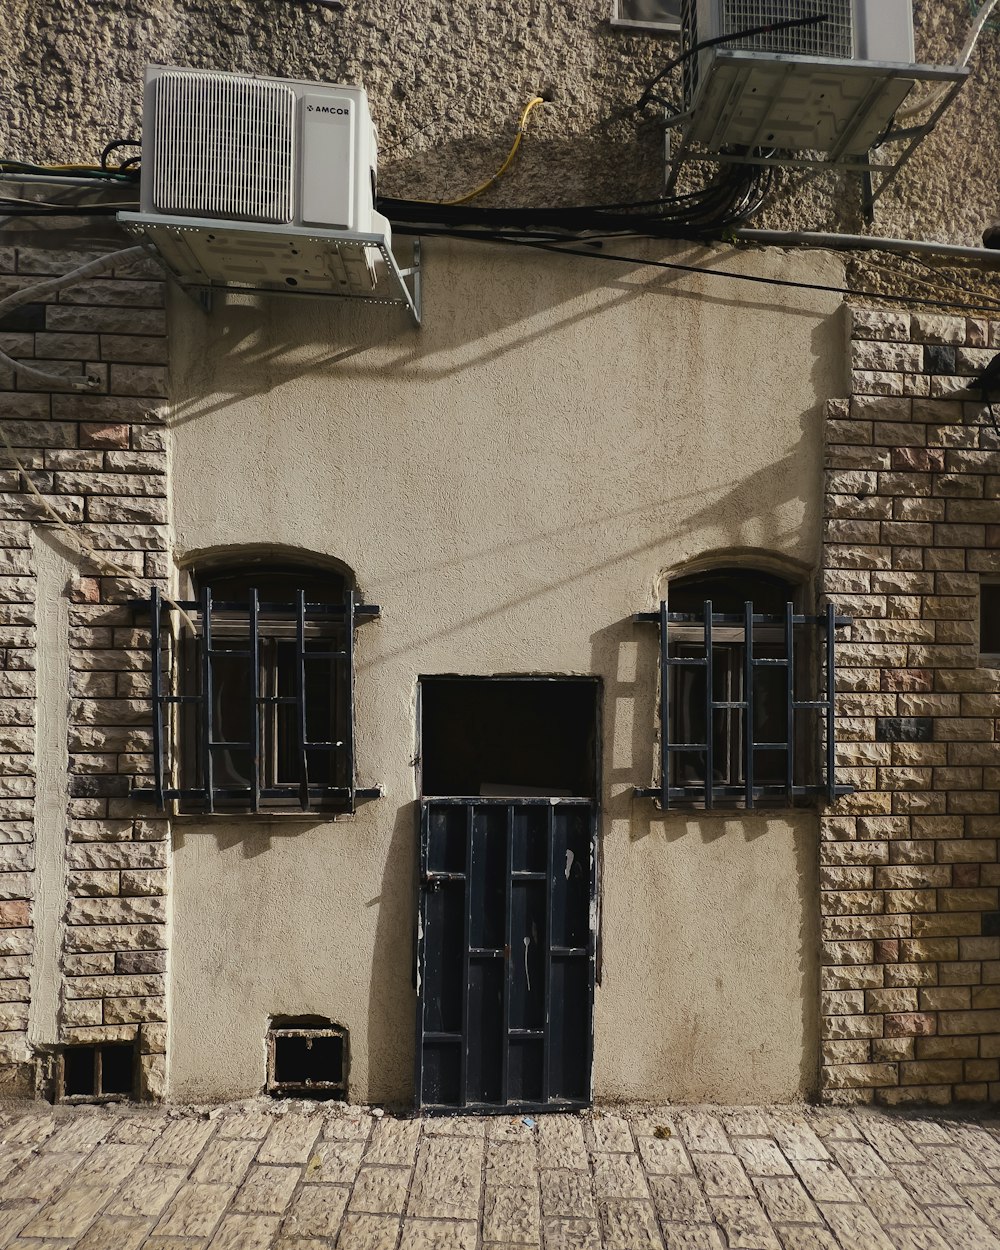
[100,138,141,171]
[388,223,1000,316]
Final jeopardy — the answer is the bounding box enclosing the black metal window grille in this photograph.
[635,600,851,810]
[133,586,379,813]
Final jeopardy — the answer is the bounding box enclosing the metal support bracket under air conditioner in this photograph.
[117,212,422,325]
[662,54,968,207]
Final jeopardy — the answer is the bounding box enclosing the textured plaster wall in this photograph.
[166,238,842,1104]
[1,1,998,246]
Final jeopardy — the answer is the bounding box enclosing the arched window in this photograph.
[635,564,848,810]
[135,555,380,814]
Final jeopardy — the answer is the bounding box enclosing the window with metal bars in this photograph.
[132,562,380,814]
[635,568,851,810]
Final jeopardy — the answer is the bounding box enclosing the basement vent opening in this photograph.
[57,1042,136,1102]
[267,1017,348,1100]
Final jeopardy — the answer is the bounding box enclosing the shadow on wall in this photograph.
[166,239,846,430]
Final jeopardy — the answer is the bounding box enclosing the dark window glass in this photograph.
[667,568,801,799]
[982,581,1000,658]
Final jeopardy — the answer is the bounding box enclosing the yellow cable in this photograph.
[443,96,546,206]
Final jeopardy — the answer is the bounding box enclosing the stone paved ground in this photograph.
[6,1102,1000,1249]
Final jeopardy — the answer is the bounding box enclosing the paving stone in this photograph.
[960,1185,1000,1234]
[408,1137,483,1221]
[281,1183,350,1238]
[925,1204,1000,1248]
[74,1142,146,1184]
[144,1116,217,1165]
[775,1228,840,1250]
[597,1199,663,1249]
[2,1115,57,1146]
[540,1167,597,1218]
[41,1114,114,1153]
[336,1214,403,1250]
[893,1162,965,1207]
[769,1122,830,1162]
[323,1110,375,1141]
[423,1116,485,1139]
[537,1116,587,1169]
[853,1175,932,1225]
[216,1109,276,1140]
[233,1164,302,1214]
[19,1183,112,1239]
[661,1227,725,1250]
[722,1112,776,1138]
[899,1119,953,1146]
[819,1202,896,1250]
[922,1145,992,1186]
[486,1139,536,1187]
[752,1176,822,1224]
[207,1213,281,1249]
[364,1117,421,1166]
[647,1175,712,1224]
[153,1181,237,1238]
[482,1185,541,1243]
[691,1152,754,1198]
[541,1217,602,1250]
[2,1153,86,1203]
[636,1134,693,1175]
[305,1137,366,1183]
[856,1118,926,1163]
[398,1218,478,1249]
[590,1115,633,1153]
[792,1158,862,1204]
[677,1113,733,1155]
[708,1197,782,1250]
[591,1151,649,1199]
[193,1135,262,1183]
[732,1138,794,1177]
[105,1164,187,1217]
[257,1114,322,1165]
[138,1238,206,1250]
[808,1113,866,1141]
[349,1165,413,1215]
[827,1139,893,1177]
[74,1216,152,1250]
[888,1230,953,1250]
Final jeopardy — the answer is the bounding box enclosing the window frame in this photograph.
[610,0,681,33]
[634,572,851,810]
[133,566,380,815]
[979,575,1000,667]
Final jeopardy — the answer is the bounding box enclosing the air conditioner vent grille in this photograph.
[720,0,853,59]
[152,71,296,224]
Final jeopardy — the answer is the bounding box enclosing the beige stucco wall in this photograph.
[166,238,842,1104]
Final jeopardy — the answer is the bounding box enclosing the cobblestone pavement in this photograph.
[7,1102,1000,1249]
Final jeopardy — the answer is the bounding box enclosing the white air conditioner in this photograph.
[675,0,962,160]
[119,66,420,321]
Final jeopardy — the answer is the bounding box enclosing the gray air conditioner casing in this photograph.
[119,65,426,315]
[139,65,388,236]
[680,0,922,156]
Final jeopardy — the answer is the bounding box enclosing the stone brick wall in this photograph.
[0,237,170,1097]
[821,307,1000,1105]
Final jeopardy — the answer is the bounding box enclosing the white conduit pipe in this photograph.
[0,244,149,388]
[896,0,999,122]
[733,229,1000,267]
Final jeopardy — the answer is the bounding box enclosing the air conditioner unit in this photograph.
[118,66,419,321]
[674,0,965,166]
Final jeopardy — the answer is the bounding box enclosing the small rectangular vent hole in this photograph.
[57,1042,137,1101]
[267,1019,348,1099]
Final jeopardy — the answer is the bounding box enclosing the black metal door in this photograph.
[415,797,596,1112]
